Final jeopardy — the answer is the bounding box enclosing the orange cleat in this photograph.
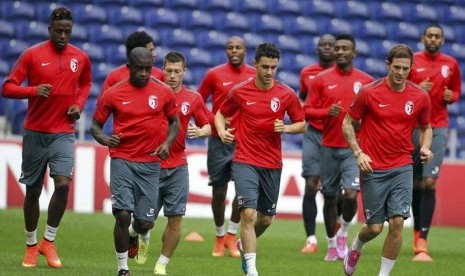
[300,242,318,254]
[414,237,429,255]
[413,230,420,253]
[212,236,225,257]
[224,233,240,258]
[22,245,39,268]
[38,239,62,268]
[128,235,139,259]
[412,252,433,262]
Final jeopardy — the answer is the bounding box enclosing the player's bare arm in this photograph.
[152,114,180,160]
[214,110,235,145]
[274,119,305,134]
[418,123,434,164]
[67,104,81,121]
[187,122,211,139]
[342,114,373,173]
[90,119,121,147]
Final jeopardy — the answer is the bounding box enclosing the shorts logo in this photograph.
[237,196,244,205]
[181,102,190,115]
[110,195,116,205]
[441,65,450,78]
[353,81,362,94]
[270,97,280,112]
[432,166,439,175]
[365,209,373,220]
[70,58,78,73]
[404,100,414,115]
[403,204,410,214]
[146,208,155,217]
[351,177,360,187]
[148,95,158,109]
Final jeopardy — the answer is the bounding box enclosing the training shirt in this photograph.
[220,78,304,169]
[304,66,374,148]
[161,85,210,169]
[94,78,177,162]
[2,40,92,133]
[408,51,461,128]
[349,78,431,170]
[100,64,164,94]
[198,62,255,137]
[300,63,333,131]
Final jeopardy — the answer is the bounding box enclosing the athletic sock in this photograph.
[44,224,58,242]
[244,253,257,274]
[412,189,423,231]
[337,219,351,237]
[116,251,129,271]
[306,235,317,244]
[140,230,150,243]
[420,189,436,239]
[128,222,138,237]
[352,235,365,252]
[156,254,170,266]
[378,256,396,276]
[227,221,239,235]
[302,192,317,237]
[327,237,336,248]
[25,229,37,246]
[216,224,225,237]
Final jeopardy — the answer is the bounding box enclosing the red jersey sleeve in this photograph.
[220,89,240,118]
[303,76,329,120]
[2,50,37,98]
[193,95,210,127]
[198,70,215,102]
[75,54,92,111]
[299,69,308,96]
[418,94,431,126]
[163,90,178,120]
[93,89,112,125]
[348,88,368,121]
[448,60,461,104]
[286,92,305,122]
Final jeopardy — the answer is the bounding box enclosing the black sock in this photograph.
[412,189,423,231]
[302,192,317,237]
[420,189,436,239]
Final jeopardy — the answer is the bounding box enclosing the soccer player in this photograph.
[1,7,91,269]
[91,47,180,276]
[342,44,433,276]
[215,42,305,276]
[151,51,211,275]
[198,36,255,258]
[299,34,335,254]
[100,30,164,95]
[408,23,462,262]
[304,34,374,261]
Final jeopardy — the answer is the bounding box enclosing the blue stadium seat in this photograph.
[235,0,268,17]
[77,42,106,63]
[444,6,465,25]
[360,58,386,79]
[88,25,124,46]
[106,44,127,65]
[120,26,161,46]
[1,1,35,24]
[301,0,335,20]
[15,21,49,45]
[293,54,317,74]
[269,0,301,17]
[214,12,249,34]
[144,8,180,32]
[73,4,108,27]
[165,0,199,13]
[92,62,116,83]
[185,48,213,68]
[336,1,370,22]
[326,18,353,35]
[370,2,403,23]
[408,4,438,24]
[196,30,229,52]
[108,6,143,28]
[154,46,171,68]
[358,21,388,40]
[243,32,266,53]
[275,35,301,54]
[93,0,127,8]
[0,20,15,40]
[128,0,164,9]
[180,10,215,32]
[199,0,232,13]
[160,29,196,52]
[70,24,89,44]
[387,22,420,44]
[356,39,371,58]
[89,82,102,99]
[442,43,465,63]
[284,17,318,36]
[441,24,456,44]
[369,40,398,60]
[448,102,460,116]
[84,98,97,115]
[1,39,30,63]
[0,59,9,76]
[250,15,284,36]
[276,71,299,93]
[35,2,60,23]
[6,99,28,135]
[299,37,319,56]
[212,51,227,65]
[183,69,194,86]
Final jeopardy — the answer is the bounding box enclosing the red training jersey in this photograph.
[300,63,333,131]
[100,64,164,94]
[304,66,374,148]
[220,78,304,169]
[408,51,461,128]
[94,78,177,162]
[348,78,431,170]
[161,85,210,169]
[2,40,92,133]
[198,62,255,137]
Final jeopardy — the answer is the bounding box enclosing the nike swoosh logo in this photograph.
[328,85,337,89]
[246,101,257,105]
[379,103,390,107]
[41,62,51,67]
[308,75,315,79]
[421,227,428,232]
[416,68,426,72]
[146,213,155,217]
[123,101,132,105]
[351,182,359,186]
[223,81,232,86]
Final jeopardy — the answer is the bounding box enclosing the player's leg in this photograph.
[411,128,423,249]
[154,215,182,275]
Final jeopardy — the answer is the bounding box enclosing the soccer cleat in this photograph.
[154,263,167,275]
[135,238,149,265]
[236,239,248,274]
[212,236,225,257]
[117,269,130,276]
[22,245,39,268]
[128,235,139,259]
[38,239,62,268]
[413,230,420,253]
[300,241,318,254]
[414,237,429,254]
[225,233,240,258]
[324,247,338,261]
[336,235,348,259]
[344,248,362,276]
[412,252,433,262]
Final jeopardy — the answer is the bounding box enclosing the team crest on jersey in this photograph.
[441,65,450,78]
[70,58,78,73]
[181,102,190,115]
[148,95,158,109]
[270,97,280,112]
[353,81,362,94]
[405,100,414,115]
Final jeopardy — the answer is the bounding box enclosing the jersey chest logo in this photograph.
[70,58,78,73]
[149,95,158,110]
[270,97,280,112]
[405,100,414,115]
[181,102,190,115]
[353,81,362,94]
[441,65,450,78]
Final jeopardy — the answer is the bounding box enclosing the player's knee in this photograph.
[212,186,227,201]
[258,215,272,229]
[114,210,131,227]
[367,223,383,236]
[305,176,319,194]
[53,182,70,197]
[424,177,436,189]
[134,219,154,233]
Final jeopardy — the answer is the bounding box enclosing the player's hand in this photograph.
[274,119,285,133]
[151,143,170,160]
[107,133,121,148]
[443,86,452,102]
[37,84,52,98]
[219,128,235,145]
[420,77,433,92]
[328,101,343,117]
[420,147,434,164]
[67,104,81,121]
[187,123,200,139]
[357,152,373,174]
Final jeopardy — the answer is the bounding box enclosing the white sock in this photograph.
[379,256,396,276]
[44,224,58,242]
[306,235,317,244]
[227,221,239,235]
[337,219,351,237]
[216,224,226,237]
[327,237,336,248]
[116,251,129,271]
[140,230,150,243]
[352,236,365,252]
[128,222,138,237]
[25,229,37,245]
[244,253,257,274]
[157,254,170,266]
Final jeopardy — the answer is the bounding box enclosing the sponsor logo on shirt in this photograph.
[405,100,414,115]
[181,102,190,115]
[441,65,450,78]
[328,84,338,89]
[70,58,78,73]
[353,81,362,94]
[416,68,426,72]
[41,62,51,67]
[246,101,257,105]
[378,103,390,108]
[270,97,280,112]
[148,95,158,110]
[222,81,232,86]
